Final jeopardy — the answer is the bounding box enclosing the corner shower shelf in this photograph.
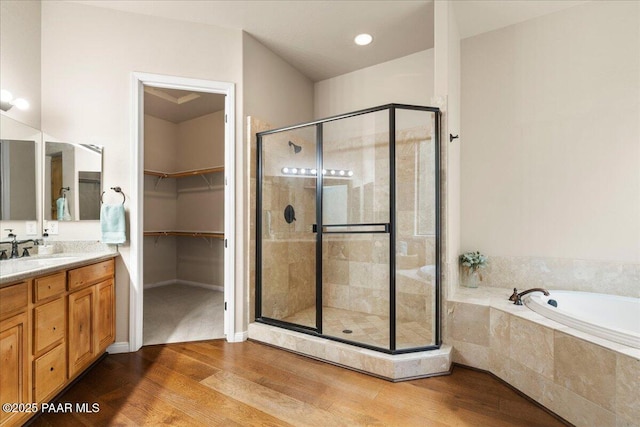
[144,230,224,246]
[144,167,224,189]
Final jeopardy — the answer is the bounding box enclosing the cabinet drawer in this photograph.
[34,272,66,303]
[33,298,65,354]
[68,259,114,290]
[0,282,28,319]
[34,343,66,402]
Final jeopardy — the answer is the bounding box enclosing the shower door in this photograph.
[257,124,318,331]
[320,109,393,349]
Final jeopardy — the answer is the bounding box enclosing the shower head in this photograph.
[288,140,302,154]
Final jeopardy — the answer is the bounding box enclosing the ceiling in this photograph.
[73,0,585,82]
[453,1,588,39]
[144,87,225,123]
[72,0,434,82]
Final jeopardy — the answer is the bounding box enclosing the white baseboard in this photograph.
[231,331,248,342]
[177,279,224,292]
[144,279,223,292]
[107,341,130,354]
[143,279,175,289]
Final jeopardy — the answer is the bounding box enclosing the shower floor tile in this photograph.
[282,306,433,349]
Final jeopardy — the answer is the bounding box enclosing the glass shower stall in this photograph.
[256,104,440,354]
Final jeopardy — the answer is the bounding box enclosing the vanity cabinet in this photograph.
[0,282,29,427]
[68,260,115,377]
[68,286,95,377]
[0,257,115,427]
[32,272,67,403]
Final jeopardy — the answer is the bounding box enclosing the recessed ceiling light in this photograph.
[354,33,373,46]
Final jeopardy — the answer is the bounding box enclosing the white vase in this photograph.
[461,266,481,288]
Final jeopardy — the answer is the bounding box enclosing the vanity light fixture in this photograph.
[0,89,30,112]
[281,167,353,178]
[354,33,373,46]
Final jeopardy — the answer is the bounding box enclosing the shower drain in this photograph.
[342,329,353,334]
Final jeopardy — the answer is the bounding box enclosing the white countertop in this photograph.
[0,251,118,287]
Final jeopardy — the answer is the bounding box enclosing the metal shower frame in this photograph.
[255,103,441,355]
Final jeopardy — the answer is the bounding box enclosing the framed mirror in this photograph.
[0,115,40,221]
[44,139,103,221]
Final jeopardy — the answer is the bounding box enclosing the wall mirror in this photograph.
[44,139,103,221]
[0,115,40,221]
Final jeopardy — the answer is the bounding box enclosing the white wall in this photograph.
[460,1,640,263]
[41,1,243,343]
[0,0,41,129]
[144,114,179,173]
[177,110,225,171]
[143,115,178,285]
[242,33,314,128]
[242,32,314,332]
[314,49,434,118]
[434,1,461,299]
[144,111,225,288]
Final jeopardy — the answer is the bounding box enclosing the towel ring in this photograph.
[59,186,70,197]
[101,186,126,205]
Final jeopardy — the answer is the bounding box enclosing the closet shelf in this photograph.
[144,231,224,239]
[145,167,223,189]
[144,166,224,179]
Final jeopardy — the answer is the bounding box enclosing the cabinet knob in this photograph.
[50,367,54,372]
[52,326,56,331]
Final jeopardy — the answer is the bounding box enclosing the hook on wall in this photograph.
[449,134,459,143]
[59,186,70,198]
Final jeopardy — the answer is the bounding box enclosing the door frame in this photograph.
[129,72,236,352]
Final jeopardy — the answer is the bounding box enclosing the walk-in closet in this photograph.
[142,87,226,345]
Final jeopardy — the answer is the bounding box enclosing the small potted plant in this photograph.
[459,251,488,288]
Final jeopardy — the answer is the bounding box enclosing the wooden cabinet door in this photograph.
[96,279,115,351]
[0,313,28,427]
[68,287,95,378]
[33,298,65,355]
[33,344,66,402]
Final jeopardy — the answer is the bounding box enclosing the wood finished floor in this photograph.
[31,340,568,427]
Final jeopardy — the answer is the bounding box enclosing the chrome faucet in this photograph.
[509,288,550,305]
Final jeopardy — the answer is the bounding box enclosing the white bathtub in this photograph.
[524,291,640,349]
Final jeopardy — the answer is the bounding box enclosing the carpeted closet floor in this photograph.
[143,283,225,345]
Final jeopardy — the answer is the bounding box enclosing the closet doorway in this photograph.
[130,74,236,351]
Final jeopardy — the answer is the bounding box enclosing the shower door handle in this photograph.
[312,223,390,234]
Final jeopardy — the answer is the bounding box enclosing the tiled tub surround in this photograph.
[446,287,640,427]
[478,256,639,298]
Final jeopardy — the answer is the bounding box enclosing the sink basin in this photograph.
[31,256,79,262]
[0,255,82,277]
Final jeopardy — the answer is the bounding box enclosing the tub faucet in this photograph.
[509,288,550,305]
